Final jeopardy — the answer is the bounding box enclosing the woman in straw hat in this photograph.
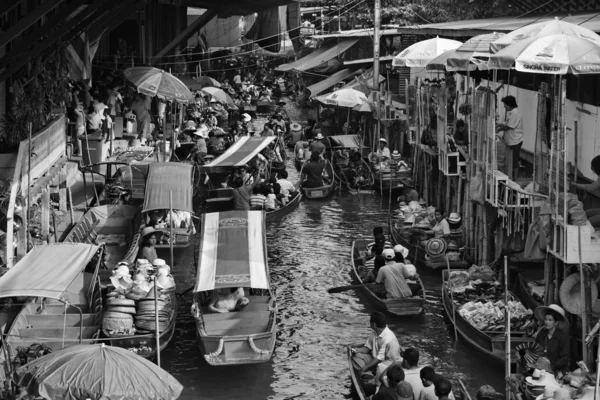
[534,304,570,376]
[139,227,163,264]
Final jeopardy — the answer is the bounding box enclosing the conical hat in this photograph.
[425,238,447,257]
[559,273,598,316]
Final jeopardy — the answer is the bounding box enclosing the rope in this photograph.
[205,338,225,360]
[248,337,269,355]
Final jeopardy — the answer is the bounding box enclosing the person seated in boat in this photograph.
[261,122,275,137]
[420,211,451,248]
[266,142,283,163]
[294,140,310,163]
[362,254,386,285]
[139,227,162,264]
[379,348,421,396]
[249,184,267,210]
[258,90,272,102]
[368,138,391,166]
[265,184,279,211]
[418,368,456,400]
[350,312,402,397]
[309,134,326,157]
[301,152,327,189]
[372,364,407,400]
[271,113,287,134]
[208,287,249,313]
[534,304,570,377]
[376,249,413,299]
[277,170,296,198]
[237,165,254,186]
[147,210,167,228]
[273,182,288,207]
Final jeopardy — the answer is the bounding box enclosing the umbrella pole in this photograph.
[170,190,174,268]
[154,276,161,367]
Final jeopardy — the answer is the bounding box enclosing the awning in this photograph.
[327,135,364,148]
[344,55,394,65]
[305,68,359,97]
[143,163,193,213]
[204,136,276,168]
[393,11,600,37]
[275,38,359,71]
[194,211,269,292]
[0,244,100,299]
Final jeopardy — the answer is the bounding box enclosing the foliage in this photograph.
[0,46,72,153]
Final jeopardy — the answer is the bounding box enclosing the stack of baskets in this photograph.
[134,293,172,333]
[102,295,136,336]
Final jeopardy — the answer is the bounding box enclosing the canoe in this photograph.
[348,345,368,400]
[193,211,277,365]
[516,274,543,311]
[390,219,469,271]
[266,192,302,222]
[441,270,535,364]
[351,238,426,316]
[0,244,104,381]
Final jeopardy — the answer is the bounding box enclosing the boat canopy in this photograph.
[194,211,269,292]
[0,243,100,299]
[203,136,276,170]
[327,135,364,149]
[142,162,193,213]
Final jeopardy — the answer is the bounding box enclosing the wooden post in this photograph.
[67,187,75,227]
[505,256,511,397]
[154,277,161,367]
[169,190,174,269]
[59,169,68,212]
[41,186,50,242]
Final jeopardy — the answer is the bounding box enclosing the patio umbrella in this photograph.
[490,17,600,54]
[353,102,372,112]
[16,344,183,400]
[124,67,194,102]
[426,49,488,72]
[195,75,221,88]
[315,88,367,108]
[392,36,462,68]
[488,34,600,74]
[200,87,235,106]
[174,74,203,91]
[446,32,505,71]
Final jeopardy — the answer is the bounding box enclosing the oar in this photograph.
[328,282,379,294]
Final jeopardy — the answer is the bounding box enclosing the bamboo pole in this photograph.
[169,190,174,268]
[27,122,32,251]
[154,277,161,367]
[447,254,458,346]
[505,256,511,397]
[579,226,588,364]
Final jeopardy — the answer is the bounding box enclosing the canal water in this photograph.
[157,100,505,399]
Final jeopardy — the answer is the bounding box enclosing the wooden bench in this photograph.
[204,315,271,336]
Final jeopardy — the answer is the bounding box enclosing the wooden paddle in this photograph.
[328,282,380,294]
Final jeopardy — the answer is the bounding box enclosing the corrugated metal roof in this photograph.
[394,12,600,37]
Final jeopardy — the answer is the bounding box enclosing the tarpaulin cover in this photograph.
[204,136,276,168]
[305,68,358,97]
[327,135,363,149]
[16,344,184,400]
[143,162,193,213]
[0,244,99,299]
[194,211,269,291]
[275,38,359,71]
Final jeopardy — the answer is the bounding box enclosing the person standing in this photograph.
[131,93,151,144]
[309,133,326,156]
[351,312,402,396]
[496,95,523,179]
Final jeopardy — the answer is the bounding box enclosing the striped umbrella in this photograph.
[124,67,194,102]
[446,32,505,71]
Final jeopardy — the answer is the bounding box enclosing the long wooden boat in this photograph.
[0,244,104,382]
[351,238,426,316]
[516,274,543,311]
[373,173,406,195]
[266,192,302,222]
[390,218,469,271]
[441,270,535,364]
[64,205,177,360]
[301,161,335,200]
[193,211,277,365]
[348,345,368,400]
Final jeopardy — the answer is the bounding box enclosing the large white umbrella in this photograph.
[490,17,600,54]
[392,37,462,68]
[446,32,505,71]
[200,87,235,106]
[488,33,600,74]
[315,88,368,108]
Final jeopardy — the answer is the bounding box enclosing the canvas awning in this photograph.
[305,68,359,97]
[194,211,269,291]
[275,38,359,71]
[143,162,193,213]
[344,55,394,65]
[327,135,364,148]
[0,244,100,299]
[203,136,276,169]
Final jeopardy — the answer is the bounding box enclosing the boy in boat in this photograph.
[418,367,456,400]
[276,170,296,199]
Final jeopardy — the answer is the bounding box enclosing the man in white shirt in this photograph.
[418,366,456,400]
[276,170,296,197]
[368,138,391,165]
[351,312,402,396]
[496,95,523,179]
[379,347,423,397]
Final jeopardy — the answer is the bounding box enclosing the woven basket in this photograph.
[103,313,134,332]
[106,298,136,307]
[106,306,137,315]
[135,320,170,332]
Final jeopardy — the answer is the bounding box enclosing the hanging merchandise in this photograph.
[470,171,485,204]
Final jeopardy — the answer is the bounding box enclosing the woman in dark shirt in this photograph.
[534,304,570,376]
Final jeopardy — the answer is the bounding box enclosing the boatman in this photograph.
[368,138,391,164]
[377,249,413,299]
[309,133,326,156]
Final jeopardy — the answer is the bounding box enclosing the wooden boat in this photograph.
[269,159,287,177]
[0,244,104,381]
[351,238,426,316]
[348,345,368,400]
[256,100,276,114]
[294,157,304,172]
[266,192,302,222]
[372,171,406,195]
[390,217,469,271]
[516,274,543,311]
[327,135,374,192]
[441,270,535,364]
[192,211,277,365]
[301,161,335,200]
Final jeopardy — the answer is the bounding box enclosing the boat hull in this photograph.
[351,238,426,316]
[266,192,302,222]
[348,345,368,400]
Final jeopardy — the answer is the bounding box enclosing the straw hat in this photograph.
[525,370,559,387]
[379,138,387,143]
[394,244,409,258]
[242,113,252,122]
[425,238,447,257]
[534,304,569,326]
[290,122,301,131]
[184,120,197,131]
[448,212,462,223]
[315,133,324,140]
[141,226,163,242]
[391,150,401,159]
[559,273,598,315]
[153,259,166,267]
